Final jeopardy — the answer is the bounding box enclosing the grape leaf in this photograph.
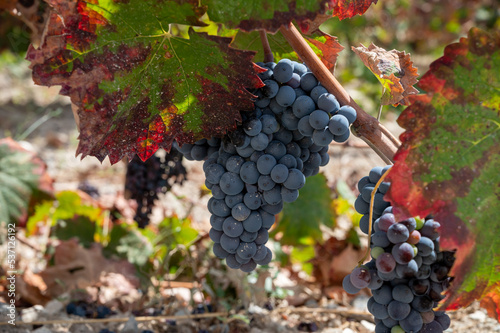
[331,0,378,20]
[305,32,344,73]
[232,30,300,63]
[273,174,334,246]
[0,138,53,225]
[203,0,378,33]
[232,30,343,72]
[352,43,419,105]
[27,0,261,164]
[385,28,500,317]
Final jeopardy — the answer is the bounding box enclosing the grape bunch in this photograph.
[175,58,356,272]
[125,151,186,228]
[343,167,454,333]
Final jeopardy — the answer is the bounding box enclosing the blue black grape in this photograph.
[175,59,356,272]
[344,166,454,332]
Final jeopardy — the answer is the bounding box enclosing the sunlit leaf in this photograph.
[27,0,261,164]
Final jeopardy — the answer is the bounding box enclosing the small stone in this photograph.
[361,320,376,331]
[469,310,487,321]
[305,299,319,308]
[0,302,9,315]
[33,327,53,333]
[21,306,42,322]
[120,316,138,333]
[42,300,64,315]
[247,303,268,314]
[321,329,339,333]
[352,295,370,312]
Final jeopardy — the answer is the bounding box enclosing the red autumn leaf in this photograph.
[386,28,500,319]
[331,0,379,20]
[27,0,261,164]
[305,32,344,73]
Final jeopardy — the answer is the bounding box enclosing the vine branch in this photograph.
[279,23,401,163]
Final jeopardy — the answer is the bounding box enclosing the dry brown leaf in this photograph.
[37,239,138,300]
[16,269,51,305]
[352,43,419,105]
[312,237,366,287]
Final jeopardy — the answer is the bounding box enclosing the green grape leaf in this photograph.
[232,30,300,63]
[203,0,378,33]
[27,0,261,164]
[104,223,154,266]
[26,190,103,236]
[273,173,334,246]
[0,138,53,225]
[232,30,343,72]
[53,216,96,248]
[385,28,500,318]
[352,43,419,105]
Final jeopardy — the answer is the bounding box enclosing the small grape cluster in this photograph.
[343,167,455,333]
[174,58,355,272]
[125,151,186,228]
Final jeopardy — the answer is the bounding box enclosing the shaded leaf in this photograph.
[274,173,334,246]
[204,0,378,33]
[104,223,154,266]
[311,237,364,287]
[27,0,261,164]
[232,30,300,63]
[352,43,419,105]
[386,28,500,317]
[26,190,102,236]
[0,0,48,48]
[0,138,53,225]
[204,0,328,33]
[53,216,96,248]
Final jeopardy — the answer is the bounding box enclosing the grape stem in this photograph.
[279,23,401,163]
[259,30,274,63]
[358,168,391,265]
